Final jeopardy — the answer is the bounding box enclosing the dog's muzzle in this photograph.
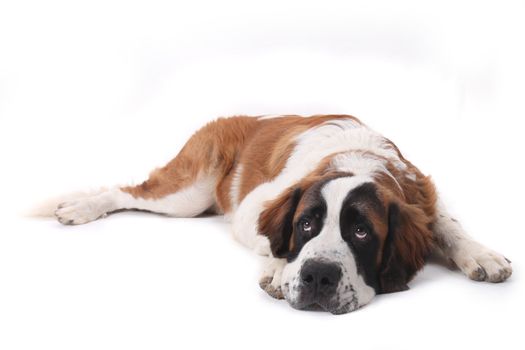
[295,259,343,310]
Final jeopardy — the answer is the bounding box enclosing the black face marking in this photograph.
[344,182,386,216]
[286,173,352,262]
[287,191,327,262]
[340,182,385,292]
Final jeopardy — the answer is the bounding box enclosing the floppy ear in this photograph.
[379,201,434,293]
[258,187,302,258]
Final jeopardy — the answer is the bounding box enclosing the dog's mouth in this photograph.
[288,294,361,315]
[307,301,360,315]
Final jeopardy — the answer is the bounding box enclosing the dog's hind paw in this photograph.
[55,198,107,225]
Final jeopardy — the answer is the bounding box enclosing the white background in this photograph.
[1,1,524,349]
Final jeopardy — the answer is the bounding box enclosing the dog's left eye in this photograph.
[354,226,368,239]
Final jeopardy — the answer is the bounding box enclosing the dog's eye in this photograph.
[299,219,312,233]
[354,226,368,239]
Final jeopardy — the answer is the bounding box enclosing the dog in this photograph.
[53,114,512,314]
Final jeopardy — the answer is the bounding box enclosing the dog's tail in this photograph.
[26,188,108,218]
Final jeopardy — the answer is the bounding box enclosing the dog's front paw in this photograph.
[55,199,107,225]
[259,276,283,299]
[259,258,286,300]
[451,240,512,283]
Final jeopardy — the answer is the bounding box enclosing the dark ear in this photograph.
[258,187,302,258]
[379,201,434,293]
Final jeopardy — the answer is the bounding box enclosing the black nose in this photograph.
[300,260,342,297]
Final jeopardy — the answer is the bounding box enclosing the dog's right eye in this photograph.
[298,218,312,233]
[296,209,324,243]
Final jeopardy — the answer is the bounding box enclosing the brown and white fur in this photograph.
[53,115,512,314]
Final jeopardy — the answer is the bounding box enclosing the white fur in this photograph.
[330,152,390,176]
[281,177,376,313]
[330,152,403,191]
[55,177,216,225]
[405,172,417,181]
[229,164,243,211]
[257,114,286,120]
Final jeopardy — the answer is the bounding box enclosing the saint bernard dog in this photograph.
[53,115,512,314]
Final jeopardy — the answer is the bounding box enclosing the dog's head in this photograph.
[258,172,434,314]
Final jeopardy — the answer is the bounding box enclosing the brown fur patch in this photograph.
[393,200,434,270]
[121,116,260,210]
[257,185,302,258]
[372,152,437,291]
[237,115,360,204]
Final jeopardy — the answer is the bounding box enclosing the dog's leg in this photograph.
[55,117,259,225]
[259,257,286,299]
[55,176,217,225]
[55,145,219,225]
[432,199,512,282]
